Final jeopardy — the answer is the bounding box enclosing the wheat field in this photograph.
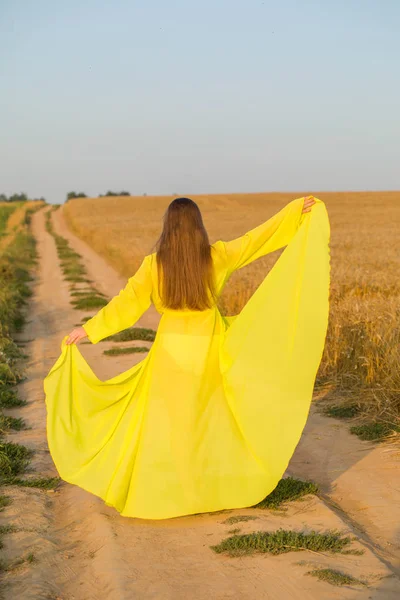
[64,192,400,430]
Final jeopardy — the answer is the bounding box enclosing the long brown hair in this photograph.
[155,197,217,310]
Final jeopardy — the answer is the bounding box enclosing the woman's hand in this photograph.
[65,326,88,345]
[302,195,316,213]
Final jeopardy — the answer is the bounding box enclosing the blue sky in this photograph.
[1,0,399,203]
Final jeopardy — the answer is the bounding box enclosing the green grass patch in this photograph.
[103,346,150,356]
[223,515,259,525]
[0,229,38,338]
[104,327,156,343]
[45,212,101,315]
[0,414,26,432]
[0,337,25,363]
[253,477,319,510]
[0,339,25,382]
[72,295,109,310]
[4,476,61,489]
[62,264,87,278]
[0,363,23,386]
[350,421,400,441]
[323,403,361,419]
[0,524,18,535]
[305,567,367,587]
[26,552,37,563]
[0,494,12,511]
[211,528,353,557]
[58,249,81,260]
[60,262,86,274]
[70,289,107,298]
[0,389,26,408]
[0,441,33,482]
[64,275,92,283]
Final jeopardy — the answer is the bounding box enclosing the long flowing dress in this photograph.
[43,196,330,520]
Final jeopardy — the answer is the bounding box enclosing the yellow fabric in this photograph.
[43,196,330,520]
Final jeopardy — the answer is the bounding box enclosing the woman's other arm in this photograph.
[65,255,153,345]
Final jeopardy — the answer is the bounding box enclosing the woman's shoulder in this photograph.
[210,240,228,264]
[210,240,225,254]
[210,241,228,272]
[143,252,157,269]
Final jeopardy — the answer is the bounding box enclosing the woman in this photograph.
[44,194,330,520]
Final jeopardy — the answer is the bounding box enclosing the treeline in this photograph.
[0,193,45,203]
[66,191,88,201]
[66,190,131,202]
[99,190,131,197]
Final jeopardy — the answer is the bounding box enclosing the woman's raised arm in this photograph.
[222,196,316,274]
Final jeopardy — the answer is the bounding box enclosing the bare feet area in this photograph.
[2,205,400,599]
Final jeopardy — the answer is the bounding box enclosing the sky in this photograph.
[1,0,399,204]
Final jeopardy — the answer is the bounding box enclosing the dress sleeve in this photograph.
[221,197,307,274]
[82,255,152,344]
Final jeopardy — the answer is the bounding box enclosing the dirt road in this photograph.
[2,205,400,599]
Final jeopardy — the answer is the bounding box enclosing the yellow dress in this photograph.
[43,196,330,520]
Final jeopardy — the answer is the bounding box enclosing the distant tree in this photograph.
[101,190,131,197]
[0,192,30,202]
[66,191,87,202]
[143,193,147,197]
[8,192,28,202]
